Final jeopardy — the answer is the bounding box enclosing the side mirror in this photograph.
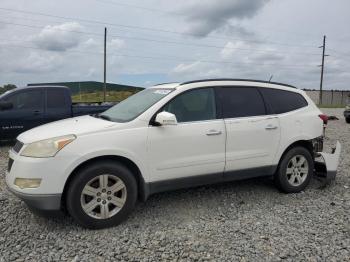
[0,101,13,111]
[155,111,178,126]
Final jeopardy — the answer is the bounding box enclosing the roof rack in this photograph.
[153,82,179,86]
[180,79,297,89]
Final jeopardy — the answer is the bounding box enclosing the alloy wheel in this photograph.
[286,155,309,187]
[80,174,127,219]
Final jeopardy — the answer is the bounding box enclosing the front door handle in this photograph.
[206,130,222,136]
[265,124,278,130]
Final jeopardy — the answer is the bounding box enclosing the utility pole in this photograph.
[318,35,329,105]
[103,27,107,102]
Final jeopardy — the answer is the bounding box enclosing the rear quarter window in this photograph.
[47,89,67,108]
[260,88,308,114]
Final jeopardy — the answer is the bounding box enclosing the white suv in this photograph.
[6,79,341,228]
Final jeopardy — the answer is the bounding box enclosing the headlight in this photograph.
[20,135,76,158]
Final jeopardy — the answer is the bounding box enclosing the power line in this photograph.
[0,13,104,30]
[0,13,183,41]
[327,48,350,57]
[0,20,322,56]
[94,0,175,16]
[0,20,103,37]
[93,0,336,42]
[0,37,322,68]
[0,43,318,69]
[0,7,319,49]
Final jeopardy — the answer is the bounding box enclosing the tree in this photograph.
[0,84,17,95]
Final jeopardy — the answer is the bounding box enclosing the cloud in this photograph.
[79,37,124,54]
[216,24,255,38]
[220,41,284,63]
[30,22,85,51]
[173,61,202,74]
[12,52,63,74]
[87,68,98,78]
[221,41,244,59]
[181,0,270,36]
[1,0,349,90]
[82,38,99,49]
[172,61,222,79]
[0,22,6,31]
[108,38,125,51]
[248,52,285,63]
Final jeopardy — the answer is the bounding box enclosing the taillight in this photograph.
[319,114,328,125]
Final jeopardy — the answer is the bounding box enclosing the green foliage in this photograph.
[317,104,345,108]
[28,81,143,95]
[0,84,17,95]
[72,90,139,103]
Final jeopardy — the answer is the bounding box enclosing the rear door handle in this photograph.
[206,130,222,136]
[33,110,41,115]
[265,124,278,130]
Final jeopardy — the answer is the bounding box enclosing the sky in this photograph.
[0,0,349,89]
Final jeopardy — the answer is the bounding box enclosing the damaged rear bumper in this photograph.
[314,141,341,183]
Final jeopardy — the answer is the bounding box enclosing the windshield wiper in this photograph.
[98,114,112,121]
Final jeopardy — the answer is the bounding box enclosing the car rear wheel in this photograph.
[346,117,350,124]
[66,161,137,229]
[275,146,314,193]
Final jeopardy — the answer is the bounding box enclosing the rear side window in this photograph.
[260,88,308,114]
[47,89,66,108]
[220,87,266,118]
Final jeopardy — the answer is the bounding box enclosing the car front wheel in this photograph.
[275,146,314,193]
[66,161,137,229]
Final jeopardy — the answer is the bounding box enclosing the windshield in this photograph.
[0,90,14,100]
[101,88,174,122]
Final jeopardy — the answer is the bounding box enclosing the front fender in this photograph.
[63,148,148,184]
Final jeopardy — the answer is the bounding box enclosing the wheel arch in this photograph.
[61,155,150,211]
[277,139,314,167]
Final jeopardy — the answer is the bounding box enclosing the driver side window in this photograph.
[163,88,216,123]
[6,90,43,110]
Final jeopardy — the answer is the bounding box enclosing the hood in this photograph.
[18,115,116,144]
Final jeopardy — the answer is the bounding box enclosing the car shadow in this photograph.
[6,174,330,231]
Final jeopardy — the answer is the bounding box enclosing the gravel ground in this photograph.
[0,108,349,262]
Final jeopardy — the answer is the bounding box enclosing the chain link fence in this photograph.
[304,90,350,106]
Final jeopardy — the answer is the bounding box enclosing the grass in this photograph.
[317,105,345,109]
[72,90,138,103]
[72,92,347,109]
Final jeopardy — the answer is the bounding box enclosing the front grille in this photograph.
[7,158,14,172]
[12,140,24,153]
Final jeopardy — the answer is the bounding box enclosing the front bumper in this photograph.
[314,141,341,183]
[6,183,62,211]
[5,146,80,213]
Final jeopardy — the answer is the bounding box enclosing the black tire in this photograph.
[66,161,137,229]
[274,146,314,193]
[346,117,350,124]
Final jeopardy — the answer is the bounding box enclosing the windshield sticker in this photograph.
[153,90,172,95]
